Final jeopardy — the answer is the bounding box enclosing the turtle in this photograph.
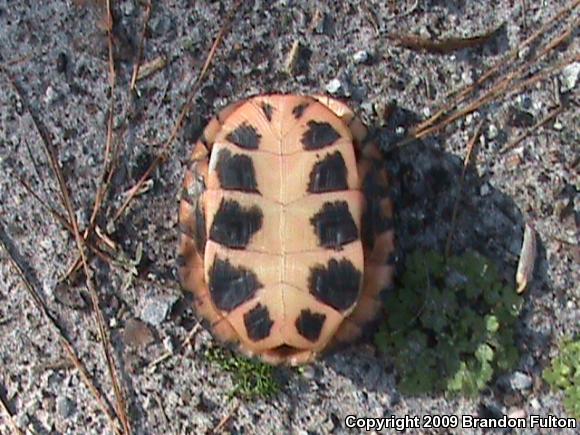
[177,94,395,365]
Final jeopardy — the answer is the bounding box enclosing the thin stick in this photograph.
[500,105,564,154]
[130,0,153,91]
[415,0,579,134]
[0,386,24,435]
[211,401,240,435]
[445,121,485,258]
[5,74,130,434]
[147,322,202,372]
[0,222,122,435]
[114,0,244,221]
[402,49,577,146]
[62,0,121,283]
[16,177,120,267]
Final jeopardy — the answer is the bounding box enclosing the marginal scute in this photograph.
[215,148,260,193]
[244,303,274,341]
[301,120,341,150]
[209,258,262,312]
[226,122,261,149]
[307,151,348,193]
[310,201,358,249]
[295,309,326,342]
[209,199,263,249]
[308,258,362,311]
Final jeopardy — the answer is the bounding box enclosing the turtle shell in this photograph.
[178,95,395,365]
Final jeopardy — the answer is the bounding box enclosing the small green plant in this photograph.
[205,347,281,400]
[375,250,522,396]
[543,337,580,418]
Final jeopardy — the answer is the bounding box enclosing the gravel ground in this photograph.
[0,1,578,434]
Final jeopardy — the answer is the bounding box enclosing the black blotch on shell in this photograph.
[295,309,326,342]
[244,303,274,341]
[292,103,309,119]
[307,151,348,193]
[310,201,358,249]
[209,258,262,312]
[209,200,263,249]
[301,121,341,150]
[261,102,274,122]
[308,258,362,311]
[226,123,261,149]
[215,148,260,193]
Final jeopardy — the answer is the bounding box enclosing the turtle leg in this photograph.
[177,100,246,343]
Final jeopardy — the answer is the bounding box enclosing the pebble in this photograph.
[163,336,175,353]
[487,123,499,140]
[43,86,59,105]
[353,50,369,64]
[509,371,533,391]
[56,396,75,418]
[480,183,491,196]
[508,408,526,419]
[325,78,342,94]
[560,62,579,92]
[141,296,176,326]
[461,70,474,86]
[553,120,563,131]
[301,365,316,380]
[123,318,155,348]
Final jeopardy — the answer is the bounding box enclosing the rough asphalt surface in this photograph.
[0,0,578,434]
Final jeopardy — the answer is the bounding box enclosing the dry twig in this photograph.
[4,73,131,434]
[0,222,122,435]
[130,0,153,91]
[412,0,579,136]
[387,22,504,54]
[114,0,244,220]
[445,121,485,258]
[0,386,23,435]
[500,105,565,154]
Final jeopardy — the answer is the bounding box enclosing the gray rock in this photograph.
[509,371,533,391]
[325,78,342,94]
[560,62,579,92]
[140,296,176,326]
[56,396,75,419]
[353,50,369,64]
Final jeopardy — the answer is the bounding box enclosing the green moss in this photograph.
[205,347,281,400]
[375,250,522,396]
[543,337,580,418]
